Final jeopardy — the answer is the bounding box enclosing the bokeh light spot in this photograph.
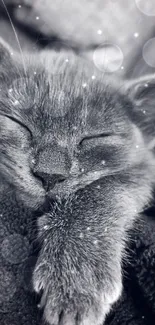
[143,38,155,68]
[135,0,155,16]
[93,43,124,73]
[1,234,30,264]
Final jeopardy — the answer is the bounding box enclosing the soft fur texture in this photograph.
[1,193,155,325]
[1,40,155,325]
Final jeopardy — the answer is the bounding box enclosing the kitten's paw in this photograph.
[44,284,122,325]
[33,259,122,325]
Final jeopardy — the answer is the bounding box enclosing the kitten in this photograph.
[0,38,155,325]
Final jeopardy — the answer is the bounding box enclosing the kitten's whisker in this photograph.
[1,0,27,76]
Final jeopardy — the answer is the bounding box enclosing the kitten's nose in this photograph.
[34,171,66,191]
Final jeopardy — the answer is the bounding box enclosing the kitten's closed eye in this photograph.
[2,113,32,139]
[77,133,126,174]
[78,133,112,147]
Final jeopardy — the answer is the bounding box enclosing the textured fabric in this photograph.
[0,182,41,325]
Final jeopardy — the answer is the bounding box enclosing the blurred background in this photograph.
[0,0,155,79]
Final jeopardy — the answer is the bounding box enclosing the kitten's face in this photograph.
[0,43,155,216]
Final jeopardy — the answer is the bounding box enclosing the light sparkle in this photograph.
[101,160,106,165]
[14,100,19,105]
[134,32,139,38]
[43,225,49,230]
[97,29,103,35]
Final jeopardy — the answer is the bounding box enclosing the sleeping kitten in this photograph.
[0,38,155,325]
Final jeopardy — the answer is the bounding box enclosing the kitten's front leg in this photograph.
[33,214,123,325]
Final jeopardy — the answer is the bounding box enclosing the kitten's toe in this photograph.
[59,314,75,325]
[43,304,77,325]
[79,298,113,325]
[46,311,76,325]
[33,262,49,294]
[80,309,105,325]
[79,281,122,325]
[44,309,59,325]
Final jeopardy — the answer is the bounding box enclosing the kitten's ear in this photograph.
[125,74,155,150]
[0,38,13,68]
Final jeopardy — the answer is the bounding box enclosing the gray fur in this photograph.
[0,39,155,325]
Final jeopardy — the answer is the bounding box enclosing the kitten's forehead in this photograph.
[4,52,131,138]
